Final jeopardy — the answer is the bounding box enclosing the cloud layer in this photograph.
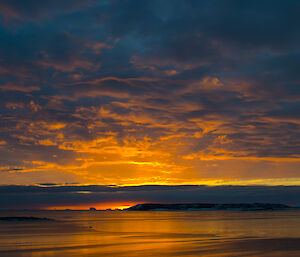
[0,0,299,186]
[0,185,299,209]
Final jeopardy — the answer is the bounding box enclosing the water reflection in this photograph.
[0,210,299,257]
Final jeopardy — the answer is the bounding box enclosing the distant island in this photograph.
[126,203,292,211]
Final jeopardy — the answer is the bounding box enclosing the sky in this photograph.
[0,0,299,209]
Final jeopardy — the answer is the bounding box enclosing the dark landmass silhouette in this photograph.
[0,216,55,222]
[126,203,292,211]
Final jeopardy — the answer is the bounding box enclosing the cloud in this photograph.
[0,185,299,209]
[0,83,40,92]
[0,0,87,21]
[0,0,299,186]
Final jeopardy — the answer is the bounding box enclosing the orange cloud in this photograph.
[0,83,40,92]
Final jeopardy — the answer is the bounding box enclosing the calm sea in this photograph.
[0,210,300,257]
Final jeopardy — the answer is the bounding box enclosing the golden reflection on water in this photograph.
[0,210,300,257]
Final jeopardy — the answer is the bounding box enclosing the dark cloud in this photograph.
[0,185,299,209]
[0,0,87,21]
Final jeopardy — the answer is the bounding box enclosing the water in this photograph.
[0,210,300,257]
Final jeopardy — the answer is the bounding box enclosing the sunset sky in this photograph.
[0,1,299,209]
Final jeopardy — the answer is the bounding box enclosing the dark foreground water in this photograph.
[0,210,300,257]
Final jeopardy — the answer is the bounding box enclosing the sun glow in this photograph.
[45,202,137,211]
